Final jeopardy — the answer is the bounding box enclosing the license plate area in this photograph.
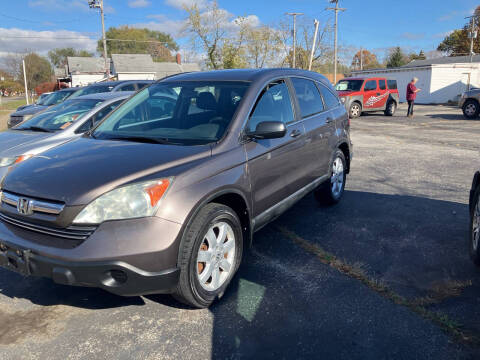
[0,245,32,276]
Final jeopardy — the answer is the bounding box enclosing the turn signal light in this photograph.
[145,179,170,207]
[14,154,34,164]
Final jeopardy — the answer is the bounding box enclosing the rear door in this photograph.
[244,79,306,218]
[376,79,389,109]
[362,79,379,109]
[290,77,331,182]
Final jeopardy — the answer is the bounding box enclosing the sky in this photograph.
[0,0,478,64]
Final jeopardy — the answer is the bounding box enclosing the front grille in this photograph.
[9,116,23,125]
[0,212,96,240]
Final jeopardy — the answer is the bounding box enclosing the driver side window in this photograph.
[246,80,294,133]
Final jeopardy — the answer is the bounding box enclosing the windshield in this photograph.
[335,80,364,92]
[70,85,115,98]
[15,99,104,131]
[36,93,53,105]
[42,90,76,106]
[93,81,250,146]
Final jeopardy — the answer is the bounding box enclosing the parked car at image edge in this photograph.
[470,171,480,266]
[0,69,352,308]
[459,89,480,119]
[0,91,134,182]
[8,87,81,129]
[335,77,399,118]
[69,80,154,99]
[16,92,53,112]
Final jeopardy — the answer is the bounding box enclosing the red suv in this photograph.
[335,77,399,118]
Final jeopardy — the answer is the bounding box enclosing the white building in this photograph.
[67,57,110,87]
[111,54,156,81]
[350,55,480,104]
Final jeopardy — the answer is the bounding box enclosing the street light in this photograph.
[88,0,109,75]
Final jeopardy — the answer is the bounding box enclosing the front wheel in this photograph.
[314,150,346,205]
[463,99,479,119]
[470,187,480,266]
[349,102,362,119]
[174,203,243,308]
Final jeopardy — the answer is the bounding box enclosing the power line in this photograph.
[326,0,346,84]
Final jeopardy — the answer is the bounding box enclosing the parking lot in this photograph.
[0,103,479,359]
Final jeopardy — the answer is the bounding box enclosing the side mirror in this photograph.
[246,121,287,140]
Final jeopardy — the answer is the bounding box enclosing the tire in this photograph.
[314,150,346,205]
[463,99,479,119]
[469,187,480,266]
[174,203,243,308]
[384,100,396,116]
[349,102,362,119]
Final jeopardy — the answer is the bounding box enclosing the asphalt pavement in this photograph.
[0,104,479,359]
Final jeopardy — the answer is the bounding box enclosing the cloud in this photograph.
[0,28,97,57]
[165,0,208,10]
[438,8,475,21]
[433,30,453,39]
[400,32,425,40]
[128,0,151,8]
[135,16,187,36]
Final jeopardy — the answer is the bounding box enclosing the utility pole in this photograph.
[309,19,320,71]
[286,12,304,68]
[22,59,29,105]
[360,47,363,70]
[466,15,478,63]
[327,0,346,83]
[89,0,109,76]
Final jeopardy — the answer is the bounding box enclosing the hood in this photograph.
[12,105,48,116]
[0,130,53,155]
[337,90,359,97]
[1,137,212,205]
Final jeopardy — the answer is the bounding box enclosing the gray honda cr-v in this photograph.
[0,69,352,308]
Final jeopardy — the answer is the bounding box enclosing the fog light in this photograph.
[101,269,128,287]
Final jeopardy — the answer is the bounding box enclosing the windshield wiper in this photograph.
[105,136,178,145]
[16,126,53,133]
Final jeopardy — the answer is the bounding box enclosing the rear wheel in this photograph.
[384,101,396,116]
[314,150,346,205]
[349,102,362,119]
[470,187,480,266]
[463,99,479,119]
[174,203,243,308]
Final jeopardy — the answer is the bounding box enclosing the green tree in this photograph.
[98,26,179,62]
[437,6,480,55]
[19,53,52,89]
[48,48,93,67]
[386,47,408,68]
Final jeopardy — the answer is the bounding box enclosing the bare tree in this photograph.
[245,25,284,68]
[183,1,230,69]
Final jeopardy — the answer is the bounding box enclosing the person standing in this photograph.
[406,77,421,118]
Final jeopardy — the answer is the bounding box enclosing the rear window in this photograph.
[387,80,397,90]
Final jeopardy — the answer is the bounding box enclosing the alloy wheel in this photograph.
[331,157,344,199]
[197,221,236,291]
[473,198,480,251]
[465,103,477,117]
[350,104,360,118]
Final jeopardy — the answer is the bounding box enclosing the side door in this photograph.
[75,99,125,133]
[244,79,306,219]
[362,79,379,109]
[290,77,331,183]
[376,79,389,109]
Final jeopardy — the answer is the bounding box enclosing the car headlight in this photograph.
[72,178,172,224]
[340,97,346,103]
[21,115,33,122]
[0,154,33,167]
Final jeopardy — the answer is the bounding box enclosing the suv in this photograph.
[459,89,480,119]
[69,80,154,99]
[335,77,399,118]
[0,69,352,308]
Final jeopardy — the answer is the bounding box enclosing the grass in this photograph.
[0,99,27,111]
[277,226,479,346]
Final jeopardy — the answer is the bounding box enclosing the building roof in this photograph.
[403,55,480,68]
[181,63,201,72]
[67,57,109,74]
[154,62,201,80]
[111,54,156,73]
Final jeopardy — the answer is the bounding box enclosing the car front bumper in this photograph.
[0,215,183,296]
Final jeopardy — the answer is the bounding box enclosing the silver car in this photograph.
[0,91,133,181]
[459,89,480,119]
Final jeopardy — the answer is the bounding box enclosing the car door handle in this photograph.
[290,129,302,138]
[326,118,333,124]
